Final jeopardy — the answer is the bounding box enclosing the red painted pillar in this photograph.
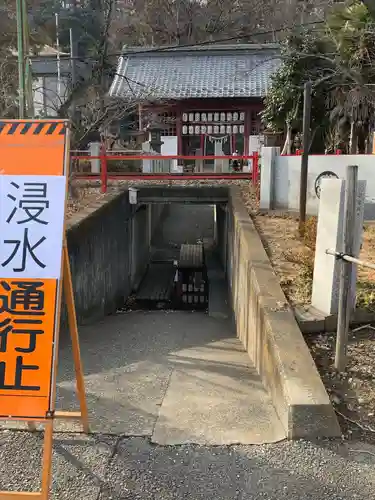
[100,142,108,193]
[252,151,259,186]
[244,109,250,157]
[200,134,205,152]
[231,134,236,154]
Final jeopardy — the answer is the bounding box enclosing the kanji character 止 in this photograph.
[0,356,40,391]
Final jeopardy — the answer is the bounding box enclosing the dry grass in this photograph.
[254,214,317,306]
[242,187,375,311]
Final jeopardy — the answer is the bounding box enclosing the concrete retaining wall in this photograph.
[221,187,340,439]
[65,191,165,325]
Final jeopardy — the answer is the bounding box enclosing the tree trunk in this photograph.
[281,122,292,155]
[349,121,358,154]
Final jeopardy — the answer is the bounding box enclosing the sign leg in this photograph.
[41,420,54,500]
[62,242,90,433]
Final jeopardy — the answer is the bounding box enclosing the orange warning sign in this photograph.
[0,120,67,176]
[0,119,69,420]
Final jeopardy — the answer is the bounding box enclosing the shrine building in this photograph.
[109,44,281,161]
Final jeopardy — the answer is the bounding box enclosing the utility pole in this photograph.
[70,0,79,120]
[22,0,34,117]
[298,81,312,236]
[16,0,26,118]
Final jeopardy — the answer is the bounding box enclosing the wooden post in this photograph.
[298,81,312,236]
[176,108,183,167]
[40,421,54,500]
[335,165,358,372]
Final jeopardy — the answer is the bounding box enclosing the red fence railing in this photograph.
[71,148,260,194]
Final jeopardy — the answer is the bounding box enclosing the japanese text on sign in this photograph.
[0,174,65,419]
[0,175,66,279]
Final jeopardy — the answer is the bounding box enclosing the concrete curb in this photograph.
[223,187,341,439]
[295,305,375,334]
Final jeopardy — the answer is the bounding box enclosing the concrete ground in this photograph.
[53,310,285,445]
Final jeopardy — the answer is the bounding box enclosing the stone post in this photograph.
[214,139,223,173]
[259,147,279,210]
[311,178,366,315]
[89,142,101,173]
[195,148,204,173]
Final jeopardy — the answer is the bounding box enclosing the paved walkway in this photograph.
[54,310,285,445]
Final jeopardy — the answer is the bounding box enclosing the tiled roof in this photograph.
[109,44,281,100]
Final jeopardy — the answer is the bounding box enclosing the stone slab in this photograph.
[295,305,375,334]
[152,329,286,445]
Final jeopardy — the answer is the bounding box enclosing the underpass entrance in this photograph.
[55,199,286,446]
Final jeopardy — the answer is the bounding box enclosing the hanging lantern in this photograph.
[201,125,207,133]
[214,112,219,122]
[239,125,245,133]
[214,125,219,133]
[220,125,225,134]
[233,125,238,134]
[195,112,200,122]
[227,112,232,121]
[201,113,207,122]
[240,112,245,121]
[207,113,213,122]
[233,112,239,121]
[207,125,213,134]
[195,125,200,134]
[182,125,188,134]
[226,125,232,134]
[189,113,194,122]
[189,125,194,134]
[220,112,226,122]
[182,113,188,122]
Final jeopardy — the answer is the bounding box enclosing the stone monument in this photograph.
[311,177,366,315]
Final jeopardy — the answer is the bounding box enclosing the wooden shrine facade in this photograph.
[139,97,264,157]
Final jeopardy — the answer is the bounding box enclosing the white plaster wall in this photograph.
[272,154,375,219]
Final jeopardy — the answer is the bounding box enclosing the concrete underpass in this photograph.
[56,202,285,445]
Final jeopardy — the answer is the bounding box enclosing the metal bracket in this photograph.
[334,252,345,261]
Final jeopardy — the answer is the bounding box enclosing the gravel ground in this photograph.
[1,432,375,499]
[306,326,375,443]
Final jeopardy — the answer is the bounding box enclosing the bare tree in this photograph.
[109,0,335,48]
[0,52,18,117]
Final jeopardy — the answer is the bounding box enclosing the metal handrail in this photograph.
[326,249,375,271]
